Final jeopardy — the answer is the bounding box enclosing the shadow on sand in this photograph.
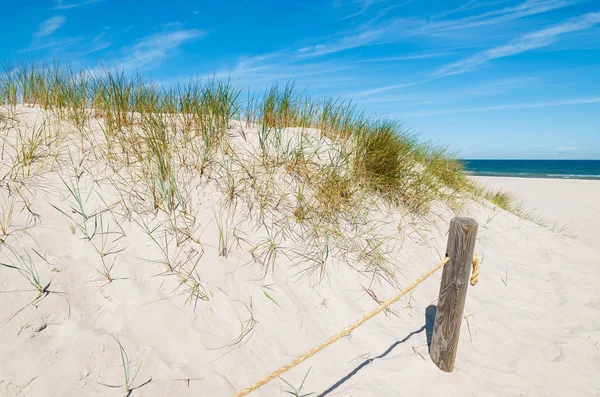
[316,305,437,397]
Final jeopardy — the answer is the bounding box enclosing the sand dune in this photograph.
[1,106,599,397]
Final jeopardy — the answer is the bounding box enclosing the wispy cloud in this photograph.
[356,11,600,96]
[115,29,207,71]
[25,15,111,55]
[212,1,576,91]
[22,28,111,56]
[557,146,582,151]
[398,97,600,117]
[206,25,386,86]
[75,33,112,56]
[24,37,81,53]
[354,81,423,97]
[353,76,537,103]
[356,93,439,105]
[34,16,66,38]
[431,0,508,20]
[431,11,600,78]
[296,28,386,58]
[53,0,102,10]
[208,53,353,87]
[352,51,452,63]
[463,76,535,95]
[411,0,580,36]
[337,0,376,20]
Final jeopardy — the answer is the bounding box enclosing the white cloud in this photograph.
[22,30,111,55]
[398,97,600,117]
[210,0,576,92]
[34,16,66,38]
[431,12,600,78]
[352,51,452,63]
[354,81,423,97]
[204,25,386,86]
[24,37,81,52]
[115,29,206,71]
[463,76,535,95]
[53,0,102,10]
[557,146,581,151]
[356,11,600,97]
[338,0,376,20]
[431,0,506,20]
[295,29,386,58]
[412,0,580,36]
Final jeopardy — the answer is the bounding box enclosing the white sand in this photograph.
[1,107,600,396]
[471,176,600,248]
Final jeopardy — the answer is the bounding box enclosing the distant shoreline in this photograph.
[466,172,600,180]
[462,159,600,180]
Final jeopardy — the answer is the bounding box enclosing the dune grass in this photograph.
[469,182,548,226]
[1,62,469,212]
[0,60,521,293]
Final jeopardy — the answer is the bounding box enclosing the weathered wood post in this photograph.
[430,217,478,372]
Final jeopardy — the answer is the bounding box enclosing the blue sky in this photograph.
[1,0,599,159]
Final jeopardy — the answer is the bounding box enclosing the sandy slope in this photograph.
[1,108,599,397]
[471,176,600,249]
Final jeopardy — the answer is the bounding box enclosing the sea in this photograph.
[461,160,600,180]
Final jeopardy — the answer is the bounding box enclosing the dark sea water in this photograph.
[461,160,600,180]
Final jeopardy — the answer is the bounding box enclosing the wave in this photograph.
[467,171,600,180]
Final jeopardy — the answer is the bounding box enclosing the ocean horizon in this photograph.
[461,159,600,180]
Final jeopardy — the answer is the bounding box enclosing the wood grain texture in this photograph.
[430,217,478,372]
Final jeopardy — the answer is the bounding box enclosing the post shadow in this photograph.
[425,305,437,353]
[317,306,439,396]
[317,325,426,397]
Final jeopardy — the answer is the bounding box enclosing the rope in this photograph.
[233,256,450,397]
[470,254,480,286]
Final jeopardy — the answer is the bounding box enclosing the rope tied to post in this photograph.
[233,256,450,397]
[470,254,480,286]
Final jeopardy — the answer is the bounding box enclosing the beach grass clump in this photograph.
[469,182,521,213]
[94,69,138,131]
[484,189,513,210]
[138,111,180,211]
[351,120,467,212]
[0,60,476,287]
[317,98,363,140]
[243,85,469,213]
[353,120,416,195]
[314,166,354,218]
[1,62,469,216]
[260,83,304,129]
[469,182,547,224]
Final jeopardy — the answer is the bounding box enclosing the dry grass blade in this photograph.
[98,335,152,395]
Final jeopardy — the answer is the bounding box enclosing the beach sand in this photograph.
[1,107,599,396]
[471,176,600,248]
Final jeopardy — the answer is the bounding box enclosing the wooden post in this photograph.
[430,217,478,372]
